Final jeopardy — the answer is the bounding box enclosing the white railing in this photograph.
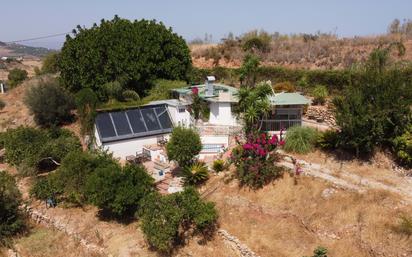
[195,125,242,136]
[259,119,301,131]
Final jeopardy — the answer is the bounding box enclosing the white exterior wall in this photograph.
[95,129,170,159]
[200,135,229,146]
[208,102,237,126]
[167,105,192,127]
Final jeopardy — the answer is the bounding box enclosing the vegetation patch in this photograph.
[182,161,209,186]
[59,16,191,100]
[0,171,26,246]
[24,78,75,127]
[283,126,319,154]
[138,188,218,254]
[7,68,28,88]
[166,127,202,167]
[331,45,412,156]
[1,127,81,175]
[212,159,226,173]
[231,133,283,188]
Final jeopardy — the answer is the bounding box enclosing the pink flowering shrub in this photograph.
[191,86,199,95]
[231,132,284,188]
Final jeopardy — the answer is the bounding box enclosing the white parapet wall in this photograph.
[208,102,238,126]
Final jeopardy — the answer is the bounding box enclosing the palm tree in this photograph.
[183,162,209,185]
[236,81,271,134]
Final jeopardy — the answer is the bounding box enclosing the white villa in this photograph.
[94,76,311,160]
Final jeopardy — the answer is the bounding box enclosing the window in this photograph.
[178,106,186,113]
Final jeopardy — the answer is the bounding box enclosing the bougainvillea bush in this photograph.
[231,132,284,188]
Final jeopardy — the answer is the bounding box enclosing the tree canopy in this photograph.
[166,127,202,167]
[24,78,75,127]
[333,45,412,156]
[0,171,26,245]
[59,16,192,99]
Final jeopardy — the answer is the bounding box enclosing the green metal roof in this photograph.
[268,92,311,106]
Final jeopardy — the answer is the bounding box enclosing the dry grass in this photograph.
[204,172,412,257]
[191,34,412,70]
[15,226,103,257]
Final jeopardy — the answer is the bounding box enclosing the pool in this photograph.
[201,144,225,153]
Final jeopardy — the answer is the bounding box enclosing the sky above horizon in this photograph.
[1,0,412,49]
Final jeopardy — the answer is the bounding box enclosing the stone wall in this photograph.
[305,104,336,127]
[218,229,260,257]
[22,204,108,256]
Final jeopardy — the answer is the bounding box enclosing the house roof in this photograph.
[268,92,311,106]
[95,104,173,143]
[146,99,190,107]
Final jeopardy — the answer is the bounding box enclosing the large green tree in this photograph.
[86,164,154,217]
[333,44,412,156]
[59,16,192,98]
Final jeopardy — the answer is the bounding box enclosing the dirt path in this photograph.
[280,154,412,204]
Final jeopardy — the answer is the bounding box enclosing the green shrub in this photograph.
[40,52,60,74]
[241,30,271,52]
[7,68,27,87]
[393,125,412,166]
[273,81,295,92]
[212,159,225,172]
[312,85,328,105]
[166,127,202,167]
[393,215,412,237]
[0,171,26,246]
[283,126,319,154]
[183,162,209,185]
[103,81,123,103]
[303,246,328,257]
[142,79,186,103]
[316,130,339,150]
[0,99,5,110]
[122,90,140,101]
[2,127,49,166]
[30,176,61,201]
[52,151,101,204]
[86,164,154,217]
[139,188,217,254]
[332,47,412,157]
[24,78,75,127]
[2,127,81,174]
[75,88,98,136]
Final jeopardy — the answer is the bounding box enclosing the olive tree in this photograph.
[24,78,75,127]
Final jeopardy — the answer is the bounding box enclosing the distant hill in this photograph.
[0,42,54,58]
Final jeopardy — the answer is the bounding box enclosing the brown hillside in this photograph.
[191,34,412,69]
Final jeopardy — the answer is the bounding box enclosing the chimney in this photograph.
[205,76,215,96]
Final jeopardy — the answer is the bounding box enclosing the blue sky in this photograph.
[1,0,412,49]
